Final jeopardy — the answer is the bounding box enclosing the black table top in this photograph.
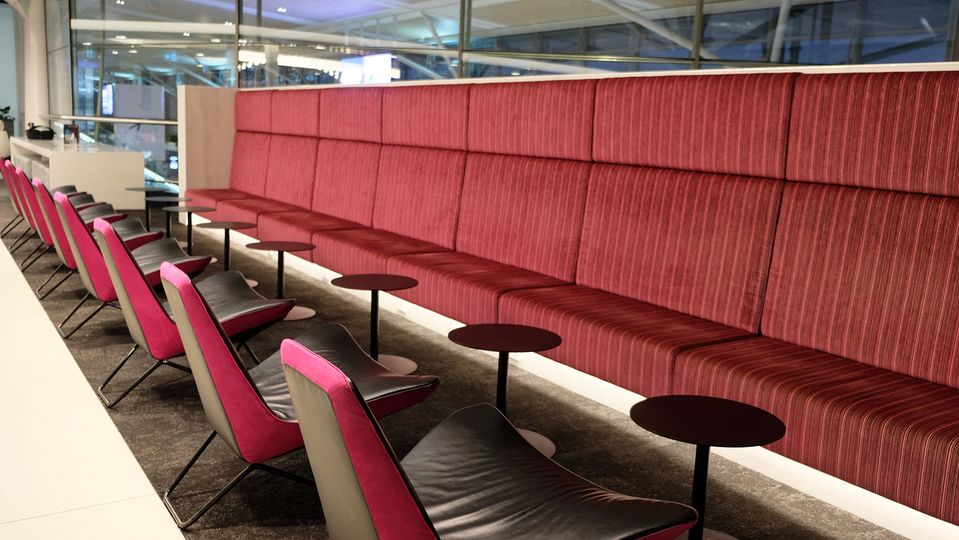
[126,187,166,193]
[331,273,418,292]
[630,395,785,448]
[246,241,315,253]
[146,196,192,203]
[448,323,562,354]
[196,220,256,230]
[162,205,215,213]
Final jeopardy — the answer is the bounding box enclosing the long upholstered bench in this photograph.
[187,70,959,526]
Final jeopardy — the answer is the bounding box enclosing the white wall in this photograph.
[0,5,19,135]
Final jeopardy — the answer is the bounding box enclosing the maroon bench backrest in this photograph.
[763,71,959,388]
[373,85,469,248]
[264,89,320,210]
[577,74,796,332]
[231,91,273,197]
[455,80,594,281]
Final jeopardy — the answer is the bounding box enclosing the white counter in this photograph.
[10,137,144,209]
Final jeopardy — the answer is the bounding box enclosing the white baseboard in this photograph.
[191,217,959,540]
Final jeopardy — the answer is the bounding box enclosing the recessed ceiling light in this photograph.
[183,32,191,37]
[211,38,221,43]
[111,50,119,55]
[196,53,205,57]
[315,45,326,50]
[277,7,287,13]
[224,21,234,25]
[115,35,127,39]
[129,49,138,54]
[81,41,92,46]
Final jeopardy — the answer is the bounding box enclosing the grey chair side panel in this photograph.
[284,365,379,540]
[161,278,243,458]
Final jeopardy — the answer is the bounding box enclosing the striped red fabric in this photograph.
[271,89,321,136]
[387,252,565,324]
[319,87,382,143]
[257,211,362,245]
[788,71,959,197]
[311,140,380,226]
[372,145,466,248]
[675,337,959,525]
[215,197,300,237]
[456,153,590,281]
[577,164,783,332]
[263,135,318,209]
[183,188,249,216]
[593,74,797,178]
[311,228,447,275]
[762,183,959,388]
[229,132,271,196]
[383,84,469,150]
[235,90,273,133]
[499,285,751,397]
[468,80,595,161]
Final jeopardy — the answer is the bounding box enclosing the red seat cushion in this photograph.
[216,197,301,237]
[499,285,750,397]
[674,337,959,525]
[184,188,250,217]
[386,252,565,324]
[311,228,447,276]
[257,211,363,244]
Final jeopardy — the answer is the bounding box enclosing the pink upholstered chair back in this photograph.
[2,159,26,216]
[34,179,78,269]
[160,263,302,463]
[16,170,57,246]
[53,191,116,301]
[281,339,436,540]
[12,167,43,234]
[94,219,181,359]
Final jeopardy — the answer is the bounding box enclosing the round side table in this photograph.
[331,273,419,375]
[448,323,562,457]
[630,395,786,540]
[146,196,191,241]
[125,186,165,231]
[196,221,258,287]
[246,241,315,321]
[162,206,213,255]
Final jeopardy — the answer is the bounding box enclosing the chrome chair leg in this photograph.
[20,245,52,271]
[162,431,313,529]
[37,266,75,299]
[9,229,36,253]
[1,215,23,237]
[59,298,109,339]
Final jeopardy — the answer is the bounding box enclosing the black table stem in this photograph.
[690,444,711,540]
[497,351,509,414]
[370,290,379,359]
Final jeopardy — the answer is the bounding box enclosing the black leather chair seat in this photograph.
[161,271,293,338]
[195,271,293,324]
[52,185,77,194]
[79,203,121,222]
[131,238,210,279]
[250,324,439,420]
[401,404,698,540]
[69,193,98,207]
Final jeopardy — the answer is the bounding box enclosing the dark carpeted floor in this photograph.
[1,184,903,539]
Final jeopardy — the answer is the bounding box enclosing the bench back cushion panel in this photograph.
[383,85,469,150]
[468,80,595,161]
[788,71,959,197]
[235,90,273,133]
[761,183,959,388]
[578,164,783,332]
[319,87,382,143]
[593,73,796,178]
[271,89,321,136]
[456,153,591,280]
[264,135,319,209]
[372,145,466,248]
[229,131,272,196]
[311,140,380,226]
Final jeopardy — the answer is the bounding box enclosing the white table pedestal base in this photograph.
[377,354,418,375]
[518,428,556,457]
[283,306,315,321]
